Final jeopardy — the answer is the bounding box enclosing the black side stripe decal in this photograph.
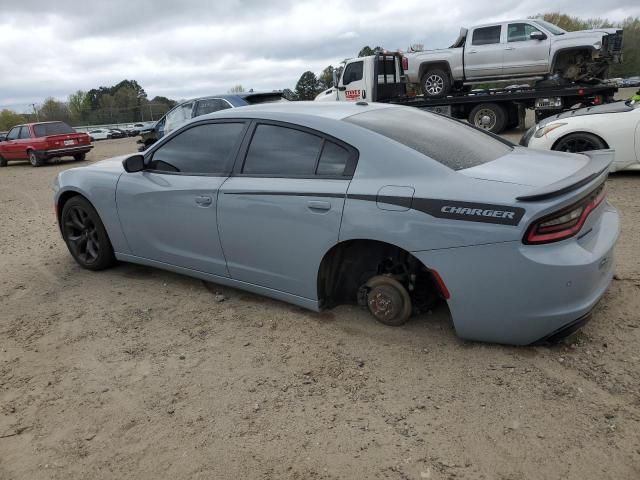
[223,191,525,226]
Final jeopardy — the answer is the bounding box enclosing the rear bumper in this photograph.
[35,145,93,159]
[412,204,619,345]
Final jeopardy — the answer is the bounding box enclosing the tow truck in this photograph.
[315,51,619,133]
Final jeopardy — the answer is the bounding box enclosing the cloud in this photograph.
[0,0,638,110]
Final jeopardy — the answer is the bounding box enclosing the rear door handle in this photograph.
[504,46,515,50]
[307,200,331,212]
[467,50,477,54]
[195,195,213,207]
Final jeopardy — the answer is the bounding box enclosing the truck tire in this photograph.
[421,69,451,98]
[468,103,507,134]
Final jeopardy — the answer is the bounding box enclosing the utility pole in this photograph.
[31,104,39,121]
[149,104,154,121]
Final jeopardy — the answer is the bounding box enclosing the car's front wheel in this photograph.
[61,196,116,271]
[0,154,7,167]
[553,133,607,153]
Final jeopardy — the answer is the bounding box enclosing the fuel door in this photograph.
[376,185,415,211]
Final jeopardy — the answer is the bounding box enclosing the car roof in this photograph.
[198,101,396,121]
[177,91,283,104]
[14,121,67,128]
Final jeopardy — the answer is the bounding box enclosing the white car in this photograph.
[520,99,640,172]
[87,128,112,141]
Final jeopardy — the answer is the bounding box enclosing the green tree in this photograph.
[68,90,89,125]
[38,97,70,123]
[0,109,27,131]
[294,71,321,100]
[358,46,382,57]
[281,88,297,101]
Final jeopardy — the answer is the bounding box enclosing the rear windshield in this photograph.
[33,122,75,137]
[344,108,512,170]
[244,94,288,104]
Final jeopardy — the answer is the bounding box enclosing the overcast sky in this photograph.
[0,0,638,112]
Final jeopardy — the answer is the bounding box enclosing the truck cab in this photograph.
[315,53,405,103]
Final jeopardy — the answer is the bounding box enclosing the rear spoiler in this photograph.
[516,150,614,202]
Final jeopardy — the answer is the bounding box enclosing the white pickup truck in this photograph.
[403,19,623,98]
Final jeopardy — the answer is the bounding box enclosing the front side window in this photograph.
[195,98,232,117]
[508,23,540,42]
[472,26,502,45]
[345,108,512,171]
[148,122,245,174]
[6,127,20,140]
[19,127,32,139]
[243,124,323,176]
[342,61,364,85]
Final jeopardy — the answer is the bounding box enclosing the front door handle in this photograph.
[504,46,515,50]
[307,200,331,212]
[195,195,213,207]
[467,50,477,54]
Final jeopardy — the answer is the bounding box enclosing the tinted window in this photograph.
[33,122,74,137]
[345,108,512,171]
[19,127,32,139]
[472,26,502,45]
[195,98,232,117]
[508,23,539,42]
[6,127,20,140]
[317,141,350,176]
[243,124,323,176]
[342,61,364,85]
[243,93,287,104]
[149,122,245,174]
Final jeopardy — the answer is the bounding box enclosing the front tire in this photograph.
[61,196,116,271]
[0,154,7,167]
[28,150,44,167]
[421,69,451,98]
[553,133,606,153]
[365,275,412,326]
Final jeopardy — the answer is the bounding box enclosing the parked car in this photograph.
[621,76,640,87]
[0,121,92,167]
[404,19,624,97]
[108,128,127,139]
[137,91,287,150]
[125,123,147,136]
[87,128,112,141]
[54,102,618,345]
[520,98,640,172]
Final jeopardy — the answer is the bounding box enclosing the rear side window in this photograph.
[317,141,350,175]
[149,122,245,174]
[194,98,232,117]
[344,108,512,171]
[243,124,323,176]
[342,61,364,85]
[472,26,502,45]
[33,122,74,137]
[19,127,32,139]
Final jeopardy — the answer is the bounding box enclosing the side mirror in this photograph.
[123,154,145,173]
[337,86,347,91]
[332,70,339,87]
[530,31,547,41]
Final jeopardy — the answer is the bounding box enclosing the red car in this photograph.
[0,121,93,167]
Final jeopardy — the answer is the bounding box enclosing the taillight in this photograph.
[524,184,606,245]
[401,56,408,71]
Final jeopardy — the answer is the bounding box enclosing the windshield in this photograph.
[344,108,513,171]
[33,122,75,137]
[532,20,566,35]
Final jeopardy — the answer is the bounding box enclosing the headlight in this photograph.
[594,40,602,50]
[534,122,567,138]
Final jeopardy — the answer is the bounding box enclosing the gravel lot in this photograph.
[1,121,639,479]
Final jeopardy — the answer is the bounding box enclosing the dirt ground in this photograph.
[1,129,639,480]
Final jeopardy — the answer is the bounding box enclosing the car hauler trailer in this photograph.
[315,52,619,134]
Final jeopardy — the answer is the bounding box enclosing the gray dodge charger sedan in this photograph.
[54,102,619,345]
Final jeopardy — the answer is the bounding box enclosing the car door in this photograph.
[338,60,366,101]
[116,120,248,276]
[503,22,551,75]
[217,121,356,299]
[1,127,23,159]
[464,25,504,79]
